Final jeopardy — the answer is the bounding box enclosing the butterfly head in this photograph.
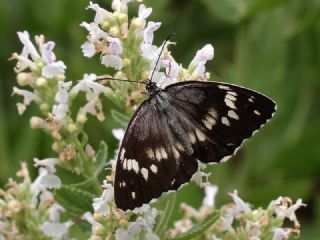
[146,80,160,97]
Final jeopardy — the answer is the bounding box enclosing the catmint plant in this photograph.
[1,0,305,239]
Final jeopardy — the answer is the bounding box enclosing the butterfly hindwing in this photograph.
[165,81,276,163]
[114,80,276,210]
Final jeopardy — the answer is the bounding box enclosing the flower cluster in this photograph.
[169,188,305,240]
[0,162,72,239]
[81,0,214,108]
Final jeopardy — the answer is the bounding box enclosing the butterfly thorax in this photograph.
[146,80,160,97]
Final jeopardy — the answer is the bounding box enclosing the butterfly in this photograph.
[114,79,276,210]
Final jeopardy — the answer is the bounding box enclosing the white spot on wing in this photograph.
[208,107,218,119]
[189,132,196,144]
[218,85,231,90]
[172,146,180,159]
[131,192,136,199]
[122,159,127,170]
[254,110,261,116]
[221,117,230,126]
[195,128,206,142]
[141,168,148,181]
[226,93,237,102]
[160,148,168,159]
[227,91,237,96]
[131,159,139,173]
[146,148,155,160]
[176,142,185,151]
[225,98,236,109]
[150,164,158,174]
[127,159,132,171]
[228,110,239,120]
[122,181,126,187]
[120,148,126,161]
[155,149,162,161]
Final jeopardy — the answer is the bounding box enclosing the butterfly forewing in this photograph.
[114,80,276,210]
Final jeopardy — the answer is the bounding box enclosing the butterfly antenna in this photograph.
[96,77,147,84]
[149,33,176,81]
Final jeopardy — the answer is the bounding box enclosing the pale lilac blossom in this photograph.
[42,61,66,78]
[101,54,123,70]
[87,1,113,24]
[191,44,214,65]
[12,87,39,115]
[72,73,111,95]
[41,221,73,239]
[52,81,72,121]
[229,190,251,215]
[92,180,114,216]
[17,31,40,59]
[272,228,291,240]
[143,22,161,45]
[34,158,58,174]
[112,128,125,141]
[80,22,107,42]
[81,42,96,58]
[138,4,152,20]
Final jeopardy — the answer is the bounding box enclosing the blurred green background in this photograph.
[0,0,319,238]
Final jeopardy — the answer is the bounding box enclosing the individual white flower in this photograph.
[162,60,180,80]
[40,41,56,64]
[107,37,123,55]
[191,44,214,65]
[32,168,61,190]
[80,22,107,42]
[143,22,161,45]
[272,228,291,240]
[47,203,65,222]
[152,71,176,89]
[229,190,251,215]
[101,55,123,70]
[212,235,222,240]
[92,180,114,216]
[140,44,158,61]
[17,31,40,59]
[81,42,96,58]
[138,4,152,20]
[133,204,158,227]
[82,212,102,233]
[112,128,125,141]
[218,208,234,232]
[42,61,66,78]
[87,1,113,24]
[52,81,72,121]
[72,73,111,95]
[12,87,39,115]
[41,220,73,239]
[33,158,58,174]
[202,185,219,207]
[270,197,306,227]
[116,217,159,240]
[190,61,206,79]
[112,0,132,13]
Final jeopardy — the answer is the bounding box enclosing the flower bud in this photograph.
[52,142,61,152]
[102,21,110,30]
[109,26,119,36]
[40,103,50,113]
[67,123,77,133]
[17,72,35,86]
[118,13,128,23]
[131,18,143,29]
[94,225,105,235]
[30,116,47,129]
[93,213,104,222]
[76,114,87,124]
[123,58,131,67]
[36,77,47,87]
[56,74,66,81]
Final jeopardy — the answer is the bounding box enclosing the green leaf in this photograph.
[166,212,220,240]
[54,185,94,218]
[111,110,130,128]
[94,141,108,176]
